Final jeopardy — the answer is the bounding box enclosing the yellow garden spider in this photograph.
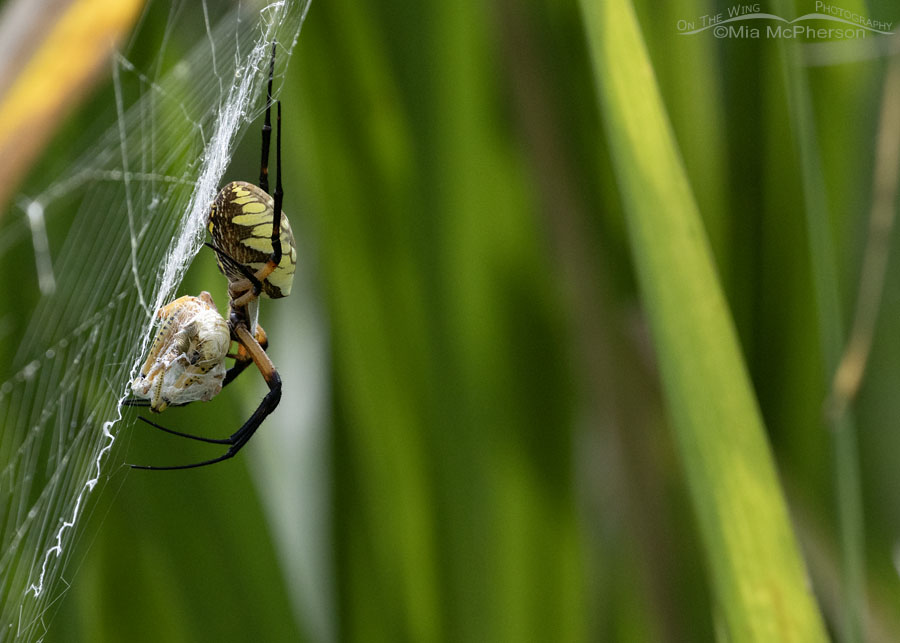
[126,42,296,470]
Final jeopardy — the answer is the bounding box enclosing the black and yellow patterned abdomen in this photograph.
[208,181,296,298]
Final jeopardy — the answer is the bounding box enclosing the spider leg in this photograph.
[122,397,151,407]
[239,100,284,299]
[137,416,231,444]
[130,324,281,471]
[265,101,283,271]
[259,41,276,194]
[272,99,283,266]
[205,241,263,308]
[242,40,281,295]
[122,397,190,408]
[224,324,268,386]
[204,242,262,297]
[223,352,253,387]
[133,445,239,470]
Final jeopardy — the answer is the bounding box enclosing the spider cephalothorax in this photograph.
[127,41,293,470]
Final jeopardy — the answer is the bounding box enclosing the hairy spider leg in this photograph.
[130,325,281,470]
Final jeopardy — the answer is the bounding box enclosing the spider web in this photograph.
[0,1,313,639]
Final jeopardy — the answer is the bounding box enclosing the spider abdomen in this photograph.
[209,180,296,298]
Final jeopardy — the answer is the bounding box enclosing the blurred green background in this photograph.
[3,0,900,640]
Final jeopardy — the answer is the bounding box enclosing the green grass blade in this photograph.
[578,0,828,639]
[773,3,868,639]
